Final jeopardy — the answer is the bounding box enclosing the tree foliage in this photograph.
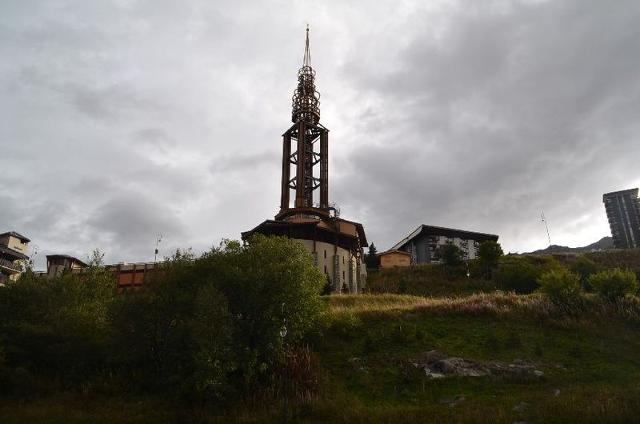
[365,243,379,270]
[439,243,464,267]
[0,236,325,401]
[0,262,116,387]
[478,241,503,279]
[109,235,325,399]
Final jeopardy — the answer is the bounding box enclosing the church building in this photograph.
[242,28,368,293]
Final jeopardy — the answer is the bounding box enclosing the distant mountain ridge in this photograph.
[527,236,613,255]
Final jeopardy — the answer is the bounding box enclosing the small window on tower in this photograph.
[342,271,345,280]
[324,265,327,274]
[324,250,327,259]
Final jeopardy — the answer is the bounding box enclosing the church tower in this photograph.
[278,26,329,214]
[243,27,368,293]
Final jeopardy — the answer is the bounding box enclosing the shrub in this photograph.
[496,255,564,294]
[569,256,601,291]
[588,268,638,301]
[0,265,116,386]
[496,256,541,294]
[109,235,325,400]
[537,268,581,306]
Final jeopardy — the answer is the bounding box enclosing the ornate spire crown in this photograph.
[292,25,321,124]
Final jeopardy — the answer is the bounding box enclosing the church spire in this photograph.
[303,24,311,67]
[292,26,320,125]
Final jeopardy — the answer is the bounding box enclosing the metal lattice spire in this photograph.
[303,24,311,67]
[292,25,320,124]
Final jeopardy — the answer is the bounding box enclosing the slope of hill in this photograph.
[3,293,639,423]
[528,236,613,254]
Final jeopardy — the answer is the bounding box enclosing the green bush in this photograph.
[496,255,562,294]
[109,235,325,400]
[537,268,581,305]
[496,257,541,294]
[587,268,638,301]
[0,236,324,402]
[569,256,601,291]
[0,265,116,387]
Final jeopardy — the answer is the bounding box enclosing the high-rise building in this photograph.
[242,28,368,293]
[602,188,640,249]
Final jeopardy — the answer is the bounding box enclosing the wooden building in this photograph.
[46,254,88,278]
[44,254,160,291]
[378,250,411,269]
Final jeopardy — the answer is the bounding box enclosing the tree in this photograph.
[478,241,503,279]
[87,248,105,267]
[439,242,464,267]
[364,243,379,270]
[109,235,325,400]
[437,243,464,278]
[0,268,117,387]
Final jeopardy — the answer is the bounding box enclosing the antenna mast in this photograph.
[154,234,163,263]
[541,211,551,246]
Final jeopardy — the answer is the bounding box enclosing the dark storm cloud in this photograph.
[1,0,639,269]
[333,0,640,251]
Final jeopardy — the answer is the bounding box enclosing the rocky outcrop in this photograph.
[411,350,544,379]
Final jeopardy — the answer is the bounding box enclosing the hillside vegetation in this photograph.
[1,245,640,423]
[368,248,640,297]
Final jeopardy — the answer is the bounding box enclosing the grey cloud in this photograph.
[1,0,639,268]
[209,150,280,174]
[334,0,640,251]
[87,191,186,248]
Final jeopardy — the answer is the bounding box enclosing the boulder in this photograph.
[411,350,544,379]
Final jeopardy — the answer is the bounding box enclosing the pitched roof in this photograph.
[378,249,411,257]
[391,224,499,250]
[0,231,30,243]
[46,254,88,267]
[243,217,368,249]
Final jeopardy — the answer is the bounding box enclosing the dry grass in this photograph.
[326,293,430,313]
[326,292,535,315]
[326,292,640,323]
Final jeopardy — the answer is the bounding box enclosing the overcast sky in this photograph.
[2,0,640,269]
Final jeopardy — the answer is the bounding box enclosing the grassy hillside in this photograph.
[2,292,640,423]
[367,249,640,297]
[553,248,640,274]
[366,263,497,297]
